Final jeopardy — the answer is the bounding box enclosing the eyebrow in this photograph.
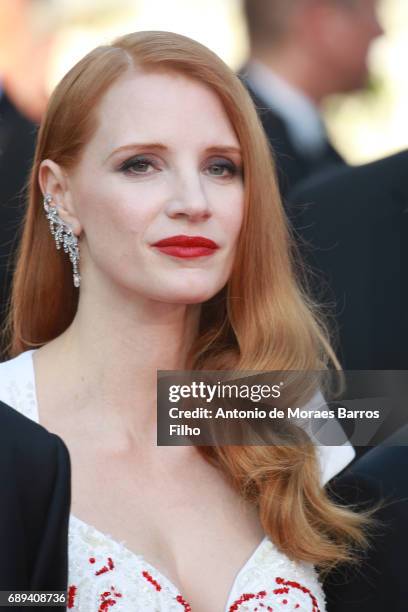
[105,142,242,162]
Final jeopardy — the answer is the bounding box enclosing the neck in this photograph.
[41,280,201,447]
[251,46,329,106]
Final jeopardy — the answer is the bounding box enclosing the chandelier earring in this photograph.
[43,193,81,288]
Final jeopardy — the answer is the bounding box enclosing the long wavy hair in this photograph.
[5,31,373,571]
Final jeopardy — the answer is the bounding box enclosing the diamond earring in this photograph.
[43,193,81,288]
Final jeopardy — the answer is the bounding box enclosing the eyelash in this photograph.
[118,156,240,179]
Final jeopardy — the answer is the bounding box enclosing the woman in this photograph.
[0,31,369,611]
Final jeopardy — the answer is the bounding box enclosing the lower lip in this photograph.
[153,246,218,258]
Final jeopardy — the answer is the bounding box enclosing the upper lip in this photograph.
[152,235,219,248]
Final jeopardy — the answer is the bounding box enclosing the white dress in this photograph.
[0,350,355,612]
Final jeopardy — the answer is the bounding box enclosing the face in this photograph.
[326,0,384,91]
[52,71,244,305]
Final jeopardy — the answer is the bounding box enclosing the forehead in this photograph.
[89,70,239,154]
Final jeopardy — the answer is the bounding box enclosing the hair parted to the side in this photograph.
[5,30,375,572]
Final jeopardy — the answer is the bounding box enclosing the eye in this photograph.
[119,156,157,175]
[206,158,239,179]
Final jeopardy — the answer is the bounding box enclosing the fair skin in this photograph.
[251,0,384,105]
[35,71,264,612]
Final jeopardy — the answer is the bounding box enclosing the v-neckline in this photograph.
[70,512,269,610]
[25,349,270,611]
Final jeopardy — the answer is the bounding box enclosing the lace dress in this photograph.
[0,350,354,611]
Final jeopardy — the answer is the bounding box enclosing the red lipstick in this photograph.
[152,235,219,258]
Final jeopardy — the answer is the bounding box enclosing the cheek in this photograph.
[215,184,245,243]
[327,17,364,64]
[75,178,161,250]
[342,19,373,59]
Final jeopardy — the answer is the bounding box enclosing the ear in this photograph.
[38,160,82,237]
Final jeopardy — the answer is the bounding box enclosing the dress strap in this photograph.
[0,349,40,423]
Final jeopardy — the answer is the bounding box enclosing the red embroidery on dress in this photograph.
[229,590,267,610]
[98,585,122,611]
[176,594,192,611]
[229,578,320,611]
[89,557,96,564]
[273,587,289,596]
[95,557,115,575]
[141,570,193,609]
[67,585,77,609]
[142,570,162,591]
[275,577,320,612]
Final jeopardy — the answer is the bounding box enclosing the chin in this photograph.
[155,272,229,305]
[156,282,224,305]
[166,291,218,305]
[343,68,370,93]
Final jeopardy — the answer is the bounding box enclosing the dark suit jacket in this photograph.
[0,400,70,610]
[324,439,408,611]
[242,82,345,197]
[0,93,37,335]
[289,150,408,370]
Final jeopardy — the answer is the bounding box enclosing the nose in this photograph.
[165,169,212,222]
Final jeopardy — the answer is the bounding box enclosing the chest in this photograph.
[65,436,266,612]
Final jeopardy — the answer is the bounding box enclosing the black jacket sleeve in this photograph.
[324,444,408,611]
[0,400,71,609]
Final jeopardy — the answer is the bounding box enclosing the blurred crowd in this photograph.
[241,0,408,372]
